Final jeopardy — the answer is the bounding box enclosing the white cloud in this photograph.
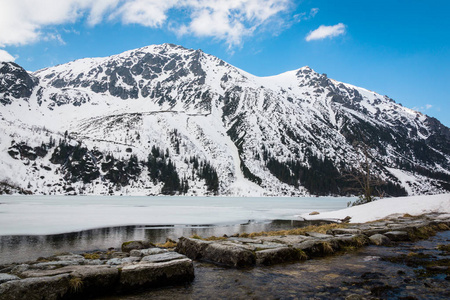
[425,104,432,109]
[305,23,346,42]
[0,49,16,62]
[0,0,293,49]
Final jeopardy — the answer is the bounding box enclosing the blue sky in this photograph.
[1,0,449,126]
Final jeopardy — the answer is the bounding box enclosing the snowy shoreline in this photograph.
[299,193,450,223]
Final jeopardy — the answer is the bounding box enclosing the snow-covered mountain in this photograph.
[1,44,449,196]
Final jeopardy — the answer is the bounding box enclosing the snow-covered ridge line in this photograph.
[0,43,449,196]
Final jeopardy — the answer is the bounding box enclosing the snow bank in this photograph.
[299,194,450,223]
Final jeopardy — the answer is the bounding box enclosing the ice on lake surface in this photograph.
[0,195,352,264]
[0,195,352,236]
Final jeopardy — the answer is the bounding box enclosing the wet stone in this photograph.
[119,258,195,292]
[121,257,141,264]
[228,237,262,244]
[384,231,410,241]
[0,273,20,284]
[55,254,85,262]
[111,251,129,259]
[328,228,362,235]
[0,274,71,300]
[31,260,80,269]
[305,232,333,238]
[141,252,186,263]
[238,242,287,251]
[259,235,309,245]
[256,247,301,266]
[84,259,103,265]
[369,234,391,246]
[130,248,168,257]
[122,240,154,253]
[106,258,124,265]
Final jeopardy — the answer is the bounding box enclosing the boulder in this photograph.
[369,234,391,246]
[121,240,154,252]
[309,211,320,215]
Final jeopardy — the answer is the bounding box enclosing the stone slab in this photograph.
[0,273,20,284]
[256,247,301,266]
[119,258,194,292]
[0,274,71,300]
[141,252,186,263]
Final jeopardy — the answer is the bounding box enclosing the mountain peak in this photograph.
[0,45,449,197]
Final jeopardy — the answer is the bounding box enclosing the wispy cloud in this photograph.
[0,49,16,62]
[0,0,294,49]
[305,23,346,42]
[413,104,434,112]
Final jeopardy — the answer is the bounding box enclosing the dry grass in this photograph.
[321,241,334,254]
[83,253,100,260]
[155,241,177,248]
[352,235,368,247]
[238,223,347,238]
[437,223,449,230]
[297,249,308,260]
[203,236,227,241]
[69,277,84,293]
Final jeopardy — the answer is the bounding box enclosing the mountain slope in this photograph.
[0,44,449,196]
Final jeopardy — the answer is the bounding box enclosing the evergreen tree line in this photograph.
[147,145,185,195]
[50,140,100,184]
[264,148,407,197]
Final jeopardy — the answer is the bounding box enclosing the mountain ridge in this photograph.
[0,43,449,196]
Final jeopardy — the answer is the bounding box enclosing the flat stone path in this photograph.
[176,213,450,268]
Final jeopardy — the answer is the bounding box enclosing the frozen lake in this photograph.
[0,195,352,236]
[0,195,352,264]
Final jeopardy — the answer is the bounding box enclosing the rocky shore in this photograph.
[0,213,449,300]
[0,242,194,300]
[176,213,450,268]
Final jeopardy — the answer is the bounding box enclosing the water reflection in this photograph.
[0,220,329,264]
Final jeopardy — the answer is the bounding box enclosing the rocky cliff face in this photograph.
[0,44,448,196]
[0,62,38,105]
